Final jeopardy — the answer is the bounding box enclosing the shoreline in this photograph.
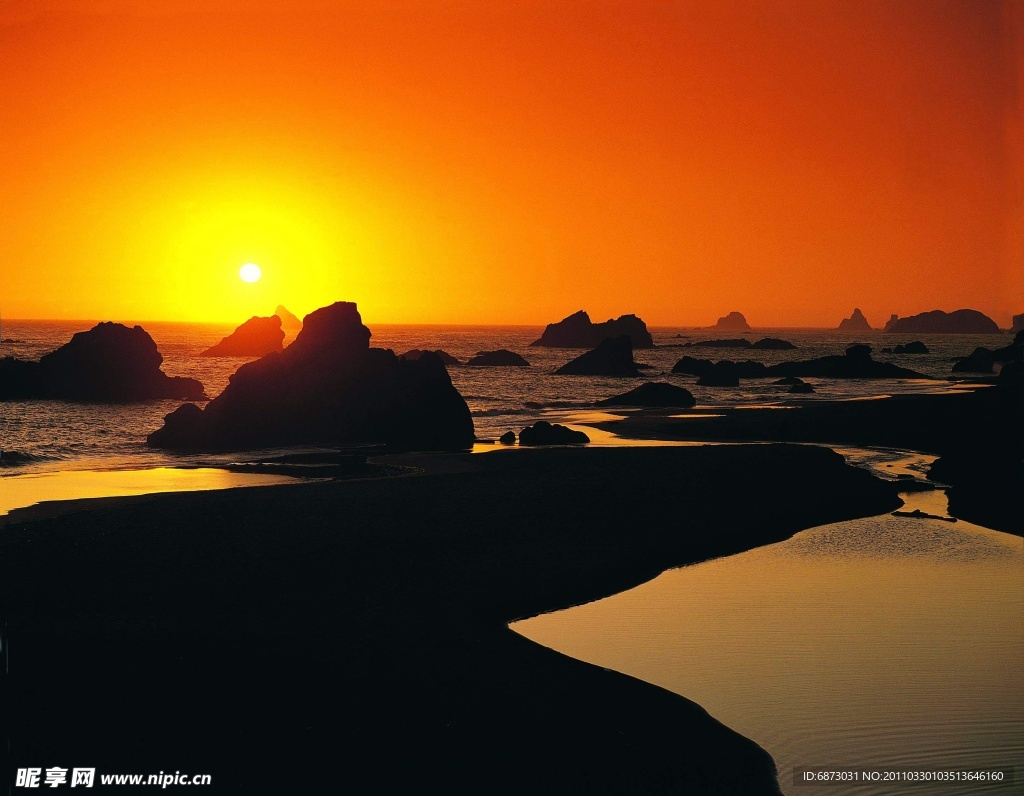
[3,444,900,794]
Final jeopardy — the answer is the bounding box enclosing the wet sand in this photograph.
[2,444,899,794]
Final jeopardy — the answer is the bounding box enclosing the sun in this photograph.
[239,263,262,283]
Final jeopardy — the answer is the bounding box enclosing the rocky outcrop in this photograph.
[530,311,654,348]
[147,301,474,451]
[1012,314,1024,334]
[401,349,461,367]
[752,338,796,350]
[673,345,925,381]
[274,305,303,331]
[951,331,1023,374]
[465,350,530,367]
[498,431,516,445]
[838,308,872,331]
[884,309,1000,334]
[597,382,696,408]
[201,316,285,357]
[555,337,641,377]
[518,421,589,446]
[710,311,750,331]
[0,322,205,402]
[881,341,929,355]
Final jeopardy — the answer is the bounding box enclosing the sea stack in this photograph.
[148,301,474,451]
[710,311,751,331]
[0,322,205,402]
[275,305,303,331]
[838,308,872,331]
[554,336,641,376]
[200,316,285,357]
[530,310,654,348]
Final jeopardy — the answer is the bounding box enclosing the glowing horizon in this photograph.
[1,0,1020,328]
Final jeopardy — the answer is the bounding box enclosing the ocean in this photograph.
[0,318,1004,477]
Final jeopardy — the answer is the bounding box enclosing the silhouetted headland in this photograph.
[200,315,284,357]
[147,301,474,451]
[884,308,1000,334]
[3,444,900,794]
[0,322,205,401]
[555,336,641,376]
[530,310,654,348]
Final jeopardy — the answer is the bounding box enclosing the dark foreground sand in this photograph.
[2,445,899,794]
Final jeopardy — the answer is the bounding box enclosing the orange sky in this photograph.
[1,0,1021,327]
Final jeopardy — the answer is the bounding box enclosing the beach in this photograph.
[3,443,900,794]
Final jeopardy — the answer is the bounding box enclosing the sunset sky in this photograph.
[1,0,1021,327]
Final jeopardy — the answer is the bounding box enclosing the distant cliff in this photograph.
[884,309,1000,334]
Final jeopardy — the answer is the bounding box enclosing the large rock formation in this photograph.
[465,350,530,367]
[597,382,696,408]
[530,311,654,348]
[274,305,303,331]
[838,308,872,331]
[0,322,205,402]
[554,336,641,377]
[201,316,285,357]
[147,302,474,451]
[952,330,1024,374]
[884,309,1000,334]
[710,311,750,331]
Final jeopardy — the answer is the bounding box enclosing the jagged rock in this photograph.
[884,309,1000,334]
[402,349,462,367]
[465,350,530,367]
[147,301,474,451]
[0,322,205,402]
[201,316,285,357]
[683,338,751,349]
[710,311,750,331]
[518,421,589,446]
[530,310,654,348]
[555,337,641,377]
[751,337,796,350]
[274,305,303,331]
[838,308,872,331]
[597,382,696,408]
[498,431,516,445]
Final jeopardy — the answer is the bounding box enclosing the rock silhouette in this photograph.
[147,301,474,451]
[838,308,872,331]
[952,331,1023,374]
[274,305,303,331]
[531,310,654,348]
[401,349,462,367]
[200,316,285,357]
[1012,314,1023,334]
[788,381,815,394]
[881,341,929,355]
[518,421,590,445]
[673,344,925,381]
[465,350,530,367]
[555,336,641,377]
[0,322,205,402]
[681,337,794,350]
[710,311,750,331]
[884,309,999,334]
[598,382,696,408]
[498,431,516,445]
[752,337,796,350]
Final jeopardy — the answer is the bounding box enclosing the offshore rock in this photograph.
[710,311,750,331]
[465,350,530,367]
[401,349,462,367]
[598,382,696,408]
[0,322,205,402]
[838,308,872,331]
[555,336,641,377]
[200,316,285,357]
[148,301,474,451]
[518,421,590,446]
[531,310,654,348]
